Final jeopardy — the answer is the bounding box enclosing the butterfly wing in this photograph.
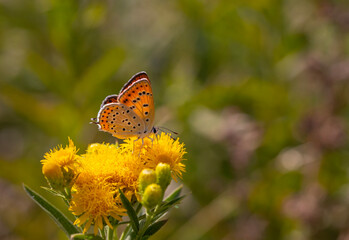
[100,94,118,108]
[120,71,149,93]
[117,79,155,133]
[97,103,145,139]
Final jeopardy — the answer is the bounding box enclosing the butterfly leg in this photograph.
[147,136,154,147]
[135,138,145,157]
[133,137,141,153]
[133,137,145,156]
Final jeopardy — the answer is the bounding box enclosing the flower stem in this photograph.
[106,226,114,240]
[136,208,156,239]
[120,224,131,240]
[100,228,106,239]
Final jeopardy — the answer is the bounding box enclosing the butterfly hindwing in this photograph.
[117,79,155,132]
[97,103,145,139]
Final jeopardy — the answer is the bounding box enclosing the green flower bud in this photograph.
[138,169,156,195]
[156,163,171,192]
[61,167,76,188]
[142,183,163,210]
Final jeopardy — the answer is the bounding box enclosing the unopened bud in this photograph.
[61,167,76,188]
[138,169,156,195]
[142,183,163,210]
[156,163,171,192]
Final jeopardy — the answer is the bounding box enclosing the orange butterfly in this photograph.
[92,71,157,141]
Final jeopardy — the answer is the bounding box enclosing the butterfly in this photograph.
[91,71,157,141]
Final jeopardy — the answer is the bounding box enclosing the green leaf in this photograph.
[123,229,137,240]
[120,224,132,240]
[158,195,185,214]
[164,185,183,202]
[143,220,168,237]
[41,186,65,198]
[163,195,185,208]
[153,196,185,221]
[71,233,104,240]
[118,189,139,232]
[23,184,79,237]
[119,214,146,225]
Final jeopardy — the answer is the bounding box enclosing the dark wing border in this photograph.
[119,71,149,94]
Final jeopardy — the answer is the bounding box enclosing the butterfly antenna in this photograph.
[157,126,178,135]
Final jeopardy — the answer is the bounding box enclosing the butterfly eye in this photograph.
[152,128,158,134]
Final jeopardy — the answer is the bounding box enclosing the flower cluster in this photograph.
[41,138,79,191]
[40,133,186,235]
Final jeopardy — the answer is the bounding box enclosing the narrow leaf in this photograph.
[154,196,185,221]
[119,214,146,225]
[143,220,168,237]
[23,184,79,236]
[71,233,104,240]
[158,196,185,214]
[164,185,183,202]
[163,195,185,208]
[41,186,65,198]
[118,189,139,232]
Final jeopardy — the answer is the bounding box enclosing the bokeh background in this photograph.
[1,0,349,239]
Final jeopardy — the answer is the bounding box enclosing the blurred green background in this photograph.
[1,0,349,239]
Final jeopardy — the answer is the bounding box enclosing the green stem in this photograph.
[118,215,146,225]
[64,187,71,200]
[136,210,154,239]
[120,224,131,240]
[106,226,114,240]
[135,203,143,213]
[100,228,106,239]
[61,187,72,206]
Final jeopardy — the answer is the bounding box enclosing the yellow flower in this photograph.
[70,173,125,235]
[51,133,186,234]
[141,133,186,181]
[79,143,120,181]
[79,142,146,196]
[69,142,147,234]
[42,162,62,180]
[41,137,79,188]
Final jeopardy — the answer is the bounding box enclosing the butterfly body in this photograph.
[95,72,156,140]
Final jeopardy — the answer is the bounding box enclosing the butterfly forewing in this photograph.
[117,79,155,132]
[119,71,149,93]
[97,103,145,139]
